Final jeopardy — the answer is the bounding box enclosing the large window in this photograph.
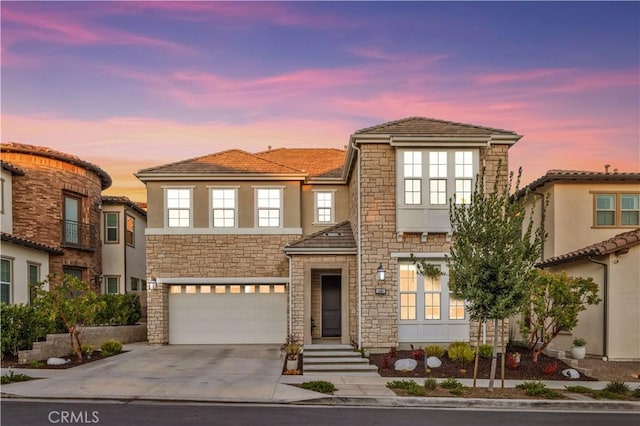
[104,212,119,243]
[63,194,81,244]
[315,191,334,223]
[399,265,417,320]
[256,188,281,227]
[404,152,422,205]
[595,193,639,227]
[1,258,11,304]
[125,214,135,246]
[166,188,191,228]
[454,151,473,204]
[428,151,447,205]
[212,189,236,228]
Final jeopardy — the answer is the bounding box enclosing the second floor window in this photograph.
[404,151,422,205]
[125,214,135,246]
[104,212,119,243]
[64,194,81,244]
[315,191,334,223]
[212,189,236,227]
[454,151,473,204]
[257,188,281,227]
[595,193,639,227]
[1,258,11,304]
[167,188,191,228]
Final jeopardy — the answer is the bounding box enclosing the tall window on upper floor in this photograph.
[429,152,447,205]
[454,151,473,204]
[404,151,422,205]
[256,188,281,227]
[63,194,81,244]
[211,189,236,228]
[166,188,191,228]
[125,214,135,246]
[0,258,12,304]
[104,212,119,243]
[314,191,335,224]
[595,193,639,227]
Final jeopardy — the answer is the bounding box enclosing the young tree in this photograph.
[445,162,546,391]
[519,270,601,362]
[32,275,104,362]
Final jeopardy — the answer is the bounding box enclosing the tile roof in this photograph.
[0,142,112,189]
[285,221,356,253]
[522,169,640,194]
[0,160,25,176]
[354,116,519,137]
[1,232,63,255]
[255,148,346,178]
[538,228,640,267]
[137,149,305,176]
[102,195,147,217]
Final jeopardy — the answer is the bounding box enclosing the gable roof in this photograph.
[522,169,640,194]
[1,160,25,176]
[102,195,147,218]
[1,232,63,255]
[136,149,305,178]
[255,148,346,178]
[354,116,519,137]
[284,221,356,254]
[538,228,640,267]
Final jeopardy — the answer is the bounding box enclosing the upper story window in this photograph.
[125,214,135,246]
[211,188,236,228]
[1,258,12,304]
[256,188,282,227]
[404,152,422,205]
[166,188,191,228]
[429,152,447,205]
[595,193,639,227]
[314,191,335,224]
[63,194,81,244]
[454,151,473,204]
[104,212,119,243]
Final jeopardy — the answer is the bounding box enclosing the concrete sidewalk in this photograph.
[2,342,639,411]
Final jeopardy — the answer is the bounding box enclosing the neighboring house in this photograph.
[100,195,148,313]
[517,170,640,360]
[137,117,521,349]
[1,161,62,304]
[0,143,112,293]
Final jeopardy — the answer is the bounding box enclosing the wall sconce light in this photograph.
[376,263,385,281]
[148,276,158,290]
[375,288,387,295]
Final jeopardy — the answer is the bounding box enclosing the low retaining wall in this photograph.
[18,324,147,364]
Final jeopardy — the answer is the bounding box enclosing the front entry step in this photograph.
[303,344,379,375]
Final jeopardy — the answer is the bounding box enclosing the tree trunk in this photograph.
[472,321,482,389]
[488,318,499,392]
[500,318,506,389]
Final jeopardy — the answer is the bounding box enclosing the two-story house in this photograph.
[137,117,521,350]
[517,170,640,360]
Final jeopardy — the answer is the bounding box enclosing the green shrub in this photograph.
[593,390,626,400]
[564,385,593,394]
[603,381,630,395]
[100,339,123,356]
[1,371,34,385]
[386,380,426,396]
[1,303,52,357]
[81,344,94,356]
[424,378,438,390]
[449,386,466,396]
[447,342,475,364]
[632,388,640,398]
[94,294,142,326]
[440,377,463,390]
[516,381,564,399]
[300,381,336,394]
[478,344,493,358]
[424,345,445,358]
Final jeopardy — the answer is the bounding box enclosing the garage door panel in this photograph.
[169,287,286,344]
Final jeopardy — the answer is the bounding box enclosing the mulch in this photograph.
[1,351,123,369]
[369,346,597,381]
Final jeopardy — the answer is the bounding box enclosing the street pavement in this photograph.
[1,342,639,412]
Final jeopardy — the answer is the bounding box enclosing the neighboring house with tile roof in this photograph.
[137,117,521,349]
[514,169,640,360]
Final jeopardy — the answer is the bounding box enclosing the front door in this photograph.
[321,275,341,337]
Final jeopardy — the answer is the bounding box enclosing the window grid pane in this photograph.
[107,277,118,294]
[212,189,236,228]
[257,189,281,227]
[316,192,333,223]
[399,265,417,320]
[621,195,639,225]
[455,151,473,177]
[449,295,465,320]
[403,151,422,178]
[105,212,118,242]
[0,259,10,304]
[455,179,472,204]
[424,293,441,320]
[429,151,447,178]
[167,189,190,227]
[404,179,421,205]
[429,179,447,205]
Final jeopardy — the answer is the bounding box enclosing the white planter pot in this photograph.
[286,359,298,371]
[571,346,586,360]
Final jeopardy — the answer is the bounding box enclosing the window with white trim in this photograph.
[1,258,11,304]
[256,188,281,227]
[125,214,135,247]
[454,151,473,204]
[212,188,236,228]
[403,151,422,205]
[399,264,417,320]
[428,151,447,205]
[424,272,441,320]
[104,212,119,243]
[595,193,639,227]
[315,191,334,223]
[166,188,191,228]
[449,295,465,320]
[105,276,119,294]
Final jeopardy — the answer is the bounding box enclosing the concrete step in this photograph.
[303,363,378,372]
[304,357,370,365]
[304,350,362,358]
[304,344,353,351]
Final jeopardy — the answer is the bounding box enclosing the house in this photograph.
[136,117,521,349]
[100,195,148,313]
[517,170,640,360]
[0,143,112,294]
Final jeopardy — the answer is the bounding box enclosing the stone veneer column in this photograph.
[146,283,169,344]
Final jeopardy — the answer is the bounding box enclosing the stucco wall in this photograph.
[0,243,50,304]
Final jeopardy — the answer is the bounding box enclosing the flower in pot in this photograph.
[571,337,586,360]
[284,343,301,371]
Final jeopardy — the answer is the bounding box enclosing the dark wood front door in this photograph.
[321,275,341,337]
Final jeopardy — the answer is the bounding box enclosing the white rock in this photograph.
[426,356,442,368]
[394,358,417,371]
[562,368,580,379]
[47,357,69,366]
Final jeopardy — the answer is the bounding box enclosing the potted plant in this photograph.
[284,342,301,371]
[571,337,586,360]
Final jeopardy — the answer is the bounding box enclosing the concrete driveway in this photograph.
[1,342,319,402]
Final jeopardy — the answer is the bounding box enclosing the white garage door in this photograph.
[169,284,287,344]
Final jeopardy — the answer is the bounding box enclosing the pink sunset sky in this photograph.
[2,1,638,202]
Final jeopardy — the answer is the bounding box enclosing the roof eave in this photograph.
[135,173,307,182]
[283,247,357,255]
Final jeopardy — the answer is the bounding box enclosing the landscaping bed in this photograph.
[1,350,124,369]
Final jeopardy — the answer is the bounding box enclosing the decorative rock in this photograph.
[394,358,417,371]
[426,356,442,368]
[47,357,70,366]
[562,368,580,379]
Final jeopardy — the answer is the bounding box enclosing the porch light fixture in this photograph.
[376,263,385,281]
[148,276,158,290]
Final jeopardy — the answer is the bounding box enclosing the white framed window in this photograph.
[455,179,472,204]
[1,258,12,304]
[104,212,119,243]
[256,188,282,227]
[211,188,237,228]
[403,152,422,205]
[449,295,465,320]
[424,273,441,320]
[315,191,335,223]
[595,193,639,227]
[166,188,192,228]
[429,151,447,178]
[454,151,473,204]
[28,262,40,304]
[105,276,119,294]
[399,264,417,320]
[125,214,135,247]
[621,194,639,226]
[429,179,447,205]
[404,179,421,205]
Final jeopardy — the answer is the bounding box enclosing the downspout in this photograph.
[284,253,293,338]
[124,208,130,295]
[352,141,363,349]
[588,257,608,360]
